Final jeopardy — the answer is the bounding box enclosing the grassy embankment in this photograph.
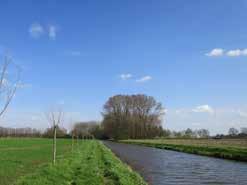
[16,140,146,185]
[120,139,247,162]
[0,138,146,185]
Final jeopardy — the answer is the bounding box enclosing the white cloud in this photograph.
[120,73,132,80]
[192,105,214,114]
[48,25,57,40]
[206,48,247,57]
[226,49,242,57]
[29,23,58,40]
[226,49,247,57]
[136,75,152,83]
[206,48,224,57]
[29,23,44,38]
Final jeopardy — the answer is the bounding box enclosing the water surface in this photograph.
[103,141,247,185]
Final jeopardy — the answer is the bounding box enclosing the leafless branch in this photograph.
[0,55,21,118]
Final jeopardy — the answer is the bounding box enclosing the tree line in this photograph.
[0,126,68,138]
[162,128,210,138]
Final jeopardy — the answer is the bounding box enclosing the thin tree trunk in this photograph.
[72,134,74,152]
[53,125,57,164]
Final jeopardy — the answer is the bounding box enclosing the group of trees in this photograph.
[67,95,212,140]
[43,126,68,138]
[0,126,68,138]
[227,127,247,138]
[228,127,247,135]
[102,94,165,140]
[71,121,100,139]
[0,127,42,137]
[163,128,210,138]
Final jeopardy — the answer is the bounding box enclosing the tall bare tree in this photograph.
[46,107,64,164]
[0,55,21,118]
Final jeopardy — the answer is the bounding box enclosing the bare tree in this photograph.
[196,129,210,138]
[0,55,21,118]
[228,127,239,136]
[46,107,64,164]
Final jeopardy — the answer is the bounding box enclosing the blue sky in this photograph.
[0,0,247,134]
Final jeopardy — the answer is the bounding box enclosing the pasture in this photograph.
[0,138,146,185]
[0,138,72,185]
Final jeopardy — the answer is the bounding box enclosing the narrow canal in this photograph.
[103,141,247,185]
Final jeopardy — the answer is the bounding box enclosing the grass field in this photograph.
[120,139,247,162]
[0,138,72,185]
[0,138,146,185]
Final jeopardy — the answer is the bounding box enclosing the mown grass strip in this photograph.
[120,140,247,162]
[16,140,147,185]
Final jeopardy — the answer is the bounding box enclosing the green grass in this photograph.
[16,140,146,185]
[0,138,72,185]
[120,139,247,162]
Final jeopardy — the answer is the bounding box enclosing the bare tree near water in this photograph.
[0,55,21,118]
[45,107,64,164]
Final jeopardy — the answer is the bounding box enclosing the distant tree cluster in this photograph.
[162,128,210,139]
[102,94,165,140]
[0,126,68,138]
[0,127,42,137]
[43,126,68,138]
[71,121,102,139]
[224,127,247,138]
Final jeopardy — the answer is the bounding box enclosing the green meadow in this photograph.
[0,138,72,185]
[0,138,146,185]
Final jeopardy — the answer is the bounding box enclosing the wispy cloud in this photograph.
[226,49,247,57]
[48,25,57,40]
[120,73,132,80]
[136,75,152,83]
[192,105,214,114]
[206,48,247,57]
[66,51,82,56]
[29,23,44,38]
[29,23,58,40]
[206,48,224,57]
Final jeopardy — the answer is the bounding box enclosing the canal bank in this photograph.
[104,141,247,185]
[120,139,247,162]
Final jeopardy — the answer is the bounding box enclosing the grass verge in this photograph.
[120,139,247,162]
[16,140,147,185]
